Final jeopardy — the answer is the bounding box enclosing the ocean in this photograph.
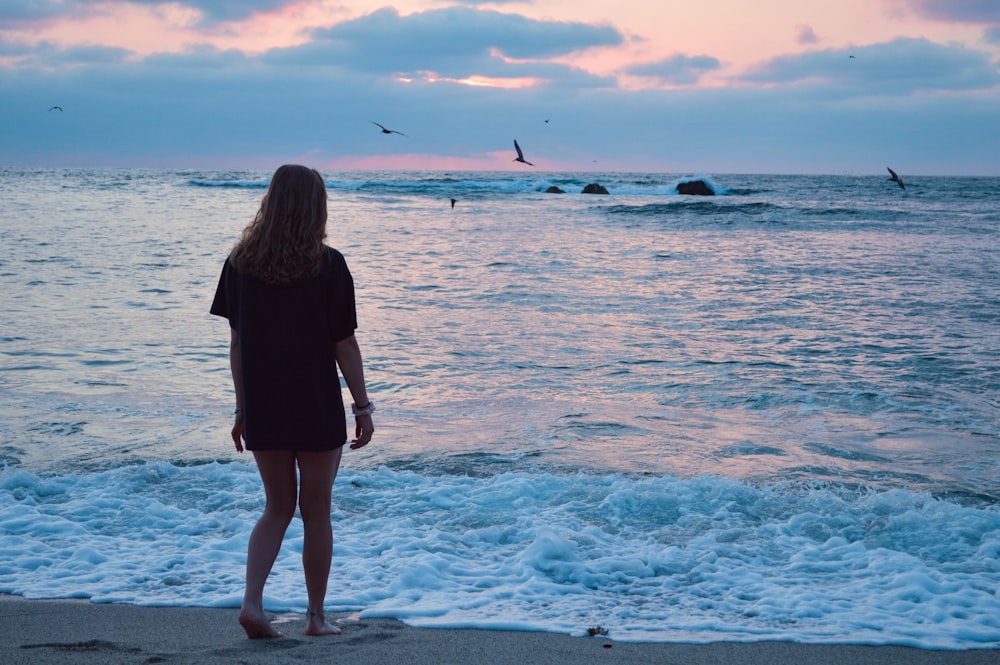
[1,167,998,648]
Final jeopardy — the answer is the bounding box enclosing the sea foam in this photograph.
[1,462,998,648]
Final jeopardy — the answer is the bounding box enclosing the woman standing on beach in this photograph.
[211,164,375,639]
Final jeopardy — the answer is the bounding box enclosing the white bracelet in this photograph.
[352,400,375,417]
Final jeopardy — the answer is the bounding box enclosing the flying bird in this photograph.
[48,106,63,112]
[849,55,855,59]
[513,140,534,166]
[887,167,905,190]
[370,121,407,136]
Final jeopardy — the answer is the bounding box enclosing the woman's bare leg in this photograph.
[297,447,343,636]
[239,450,297,639]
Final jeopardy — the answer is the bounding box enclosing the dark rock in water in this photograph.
[582,183,609,195]
[545,186,566,194]
[676,179,714,196]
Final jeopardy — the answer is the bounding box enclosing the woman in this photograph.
[210,164,374,639]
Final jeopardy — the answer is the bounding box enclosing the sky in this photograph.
[2,0,999,174]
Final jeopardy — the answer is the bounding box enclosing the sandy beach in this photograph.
[1,595,997,665]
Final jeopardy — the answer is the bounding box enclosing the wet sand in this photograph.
[2,595,997,665]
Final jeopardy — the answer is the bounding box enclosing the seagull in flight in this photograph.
[48,106,63,112]
[887,167,905,190]
[513,139,534,166]
[370,121,407,136]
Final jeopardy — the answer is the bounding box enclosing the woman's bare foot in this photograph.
[305,610,342,636]
[239,609,283,639]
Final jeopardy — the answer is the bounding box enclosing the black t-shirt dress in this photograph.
[210,247,357,451]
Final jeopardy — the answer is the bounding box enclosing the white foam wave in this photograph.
[1,462,998,648]
[184,172,734,197]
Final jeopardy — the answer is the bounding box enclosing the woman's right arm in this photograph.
[335,334,374,449]
[230,327,246,453]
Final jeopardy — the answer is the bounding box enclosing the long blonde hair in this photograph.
[231,164,328,284]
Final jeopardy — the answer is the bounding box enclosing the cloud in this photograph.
[795,24,820,45]
[0,33,610,160]
[899,0,1000,23]
[142,45,254,68]
[3,6,1000,173]
[0,0,71,21]
[0,38,35,56]
[263,6,622,83]
[625,54,721,85]
[7,41,133,66]
[447,0,528,4]
[740,37,1000,95]
[0,1,298,25]
[126,0,298,24]
[42,43,132,65]
[4,44,1000,174]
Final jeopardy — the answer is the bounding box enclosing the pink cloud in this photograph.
[796,24,820,45]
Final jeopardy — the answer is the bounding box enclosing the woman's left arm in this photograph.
[335,334,374,449]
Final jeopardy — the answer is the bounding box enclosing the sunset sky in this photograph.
[2,0,999,173]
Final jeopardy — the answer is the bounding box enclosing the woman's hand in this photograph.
[231,412,245,453]
[350,414,374,449]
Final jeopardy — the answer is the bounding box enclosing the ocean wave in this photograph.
[601,200,787,219]
[187,178,268,189]
[2,462,998,648]
[183,172,741,198]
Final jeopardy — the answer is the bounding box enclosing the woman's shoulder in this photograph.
[223,248,241,271]
[324,246,349,268]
